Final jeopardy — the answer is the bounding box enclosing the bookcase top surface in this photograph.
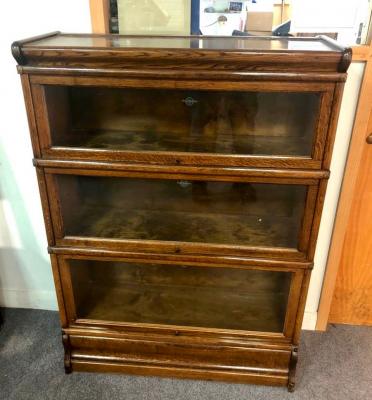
[20,32,345,53]
[12,32,351,74]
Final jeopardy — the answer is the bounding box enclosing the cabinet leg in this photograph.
[62,333,72,374]
[287,381,295,393]
[287,346,298,392]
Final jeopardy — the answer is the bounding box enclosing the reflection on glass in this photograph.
[56,175,307,249]
[45,86,319,157]
[117,0,191,35]
[70,259,292,332]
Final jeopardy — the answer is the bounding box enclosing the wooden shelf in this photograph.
[71,205,301,248]
[66,128,313,156]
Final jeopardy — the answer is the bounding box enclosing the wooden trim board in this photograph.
[316,45,372,330]
[89,0,110,34]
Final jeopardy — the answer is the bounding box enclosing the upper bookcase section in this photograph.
[12,31,352,78]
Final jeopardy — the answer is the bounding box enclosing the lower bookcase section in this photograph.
[55,254,308,390]
[63,331,293,387]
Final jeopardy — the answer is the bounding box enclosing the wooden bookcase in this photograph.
[12,32,350,391]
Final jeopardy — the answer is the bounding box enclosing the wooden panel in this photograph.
[20,75,42,157]
[68,333,291,386]
[50,250,313,270]
[30,74,336,91]
[50,254,68,328]
[351,45,371,61]
[89,0,109,34]
[328,108,372,325]
[37,160,330,181]
[316,46,372,330]
[19,66,347,82]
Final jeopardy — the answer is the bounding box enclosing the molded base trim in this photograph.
[72,359,289,387]
[65,332,292,388]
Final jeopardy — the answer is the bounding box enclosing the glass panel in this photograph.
[117,0,191,35]
[69,259,292,332]
[56,175,307,249]
[30,34,340,52]
[45,86,320,157]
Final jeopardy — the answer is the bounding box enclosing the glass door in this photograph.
[63,258,294,333]
[46,171,315,258]
[33,79,333,169]
[45,86,319,156]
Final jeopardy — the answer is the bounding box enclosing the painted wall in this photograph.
[0,2,364,330]
[291,0,369,45]
[0,0,91,309]
[118,0,191,35]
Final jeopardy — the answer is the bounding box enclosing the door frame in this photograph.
[316,44,372,330]
[90,0,110,34]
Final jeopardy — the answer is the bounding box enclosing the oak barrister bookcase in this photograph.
[12,32,351,391]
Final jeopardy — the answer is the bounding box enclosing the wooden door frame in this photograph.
[316,44,372,330]
[90,0,110,34]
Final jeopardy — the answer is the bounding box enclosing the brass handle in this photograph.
[367,133,372,144]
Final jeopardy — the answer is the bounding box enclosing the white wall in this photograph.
[0,2,364,330]
[0,1,91,310]
[291,0,368,45]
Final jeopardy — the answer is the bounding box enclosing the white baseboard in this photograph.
[302,311,317,330]
[0,288,318,330]
[0,288,58,311]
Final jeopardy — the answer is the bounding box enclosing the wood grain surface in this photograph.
[11,33,350,390]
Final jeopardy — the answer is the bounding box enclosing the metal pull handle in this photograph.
[182,97,198,107]
[367,133,372,144]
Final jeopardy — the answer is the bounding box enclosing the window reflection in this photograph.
[109,0,372,45]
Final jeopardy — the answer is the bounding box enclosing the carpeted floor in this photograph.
[0,308,371,400]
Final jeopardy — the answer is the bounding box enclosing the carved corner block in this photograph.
[62,333,72,374]
[287,346,298,392]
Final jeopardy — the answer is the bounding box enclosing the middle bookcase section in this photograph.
[46,172,317,259]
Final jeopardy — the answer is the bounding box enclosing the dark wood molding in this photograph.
[11,31,60,65]
[317,35,352,72]
[12,32,350,75]
[339,47,353,72]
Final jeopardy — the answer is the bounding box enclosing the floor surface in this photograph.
[0,308,371,400]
